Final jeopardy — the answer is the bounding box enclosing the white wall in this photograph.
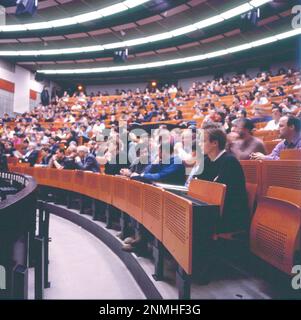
[13,66,30,114]
[0,59,45,115]
[0,89,13,117]
[0,60,15,116]
[30,78,44,93]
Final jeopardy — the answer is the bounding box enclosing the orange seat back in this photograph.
[266,186,301,207]
[250,197,301,274]
[188,179,226,215]
[163,191,193,275]
[280,149,301,160]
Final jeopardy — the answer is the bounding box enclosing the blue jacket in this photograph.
[75,154,100,173]
[140,156,186,185]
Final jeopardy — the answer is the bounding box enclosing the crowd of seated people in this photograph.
[0,68,299,152]
[0,67,300,249]
[0,67,299,168]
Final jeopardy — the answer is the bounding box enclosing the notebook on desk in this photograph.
[153,182,188,193]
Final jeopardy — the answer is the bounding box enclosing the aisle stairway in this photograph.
[29,214,145,299]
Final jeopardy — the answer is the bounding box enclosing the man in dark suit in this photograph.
[41,86,50,106]
[48,137,59,155]
[48,148,70,170]
[75,146,100,173]
[191,126,249,233]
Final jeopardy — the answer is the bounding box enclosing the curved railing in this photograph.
[0,172,37,299]
[9,165,222,299]
[8,160,301,299]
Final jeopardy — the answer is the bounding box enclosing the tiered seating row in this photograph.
[10,165,199,298]
[3,77,299,132]
[240,160,301,197]
[8,160,301,298]
[241,160,301,276]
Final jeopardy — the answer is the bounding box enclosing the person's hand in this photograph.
[250,152,265,160]
[75,156,81,163]
[120,169,131,177]
[183,158,196,167]
[130,172,140,178]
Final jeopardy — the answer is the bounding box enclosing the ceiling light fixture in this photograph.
[37,27,300,74]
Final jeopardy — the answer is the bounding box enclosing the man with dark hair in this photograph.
[228,118,266,160]
[41,86,50,106]
[48,137,59,155]
[237,109,247,119]
[252,115,301,160]
[48,148,67,170]
[192,127,249,233]
[260,105,282,131]
[40,146,52,165]
[2,113,11,123]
